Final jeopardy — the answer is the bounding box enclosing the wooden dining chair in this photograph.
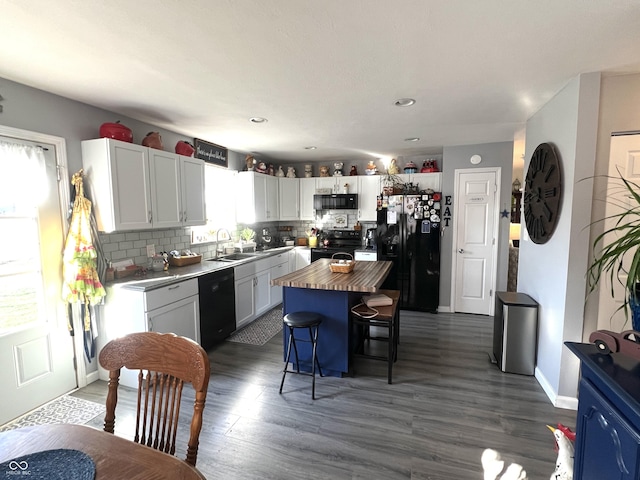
[98,332,210,467]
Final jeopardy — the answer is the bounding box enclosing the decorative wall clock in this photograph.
[523,142,562,244]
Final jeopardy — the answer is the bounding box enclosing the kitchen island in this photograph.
[272,258,392,377]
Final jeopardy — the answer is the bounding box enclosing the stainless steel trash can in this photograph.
[493,292,538,375]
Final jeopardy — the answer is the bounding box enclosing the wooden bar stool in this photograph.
[351,289,400,384]
[279,312,323,399]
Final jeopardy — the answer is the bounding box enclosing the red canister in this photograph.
[175,141,195,157]
[99,121,133,143]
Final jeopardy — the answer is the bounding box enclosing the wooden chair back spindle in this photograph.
[99,332,210,466]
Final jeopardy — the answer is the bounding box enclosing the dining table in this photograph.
[0,423,206,479]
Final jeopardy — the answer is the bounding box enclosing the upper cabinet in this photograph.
[395,172,442,191]
[299,177,316,220]
[180,156,206,225]
[81,138,205,232]
[278,177,299,221]
[356,175,380,221]
[236,171,279,223]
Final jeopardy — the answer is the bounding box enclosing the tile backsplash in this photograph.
[98,217,377,267]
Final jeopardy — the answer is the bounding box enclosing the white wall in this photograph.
[584,73,640,335]
[518,72,601,407]
[440,142,514,308]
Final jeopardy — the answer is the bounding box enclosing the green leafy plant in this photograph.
[239,227,255,242]
[587,171,640,323]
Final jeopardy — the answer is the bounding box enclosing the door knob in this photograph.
[458,249,465,254]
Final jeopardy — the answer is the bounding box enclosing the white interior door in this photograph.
[0,135,77,425]
[452,168,500,315]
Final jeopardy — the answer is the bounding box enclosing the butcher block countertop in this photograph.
[272,259,392,293]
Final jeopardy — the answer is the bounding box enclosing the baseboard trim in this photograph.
[534,367,578,411]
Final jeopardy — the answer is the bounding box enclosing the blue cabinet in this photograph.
[567,342,640,479]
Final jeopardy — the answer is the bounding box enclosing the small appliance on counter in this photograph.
[364,228,377,250]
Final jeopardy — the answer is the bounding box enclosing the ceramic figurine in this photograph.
[333,162,344,176]
[388,158,400,175]
[256,162,268,174]
[245,155,255,171]
[268,164,275,176]
[286,166,297,178]
[366,160,377,175]
[349,165,358,176]
[275,165,285,177]
[319,165,330,177]
[304,164,313,178]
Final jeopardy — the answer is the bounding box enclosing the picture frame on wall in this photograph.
[194,138,228,167]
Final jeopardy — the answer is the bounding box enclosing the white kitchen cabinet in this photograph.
[234,257,273,329]
[299,177,316,220]
[236,172,279,223]
[410,172,442,191]
[356,175,381,221]
[148,150,206,227]
[81,138,206,231]
[269,252,290,306]
[180,156,206,225]
[148,149,182,228]
[315,176,339,193]
[97,278,200,388]
[278,177,299,220]
[294,247,311,270]
[82,138,152,231]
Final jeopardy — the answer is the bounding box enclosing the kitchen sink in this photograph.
[208,253,256,262]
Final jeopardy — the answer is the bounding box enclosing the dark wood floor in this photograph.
[75,310,576,479]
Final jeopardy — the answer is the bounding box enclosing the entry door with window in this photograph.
[0,136,77,425]
[452,168,500,315]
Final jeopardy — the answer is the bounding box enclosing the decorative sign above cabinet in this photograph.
[194,138,227,167]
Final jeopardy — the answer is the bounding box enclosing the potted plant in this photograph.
[587,171,640,329]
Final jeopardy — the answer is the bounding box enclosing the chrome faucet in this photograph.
[215,228,232,259]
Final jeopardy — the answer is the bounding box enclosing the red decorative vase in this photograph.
[142,132,163,150]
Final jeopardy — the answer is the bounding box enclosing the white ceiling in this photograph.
[2,1,640,164]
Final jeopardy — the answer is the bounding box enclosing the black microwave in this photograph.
[313,194,358,210]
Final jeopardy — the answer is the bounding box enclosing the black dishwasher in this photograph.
[198,268,236,350]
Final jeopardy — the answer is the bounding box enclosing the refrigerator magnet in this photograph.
[387,210,397,225]
[421,221,431,233]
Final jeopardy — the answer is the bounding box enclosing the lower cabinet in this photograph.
[567,342,640,480]
[97,278,200,388]
[294,247,311,270]
[269,253,290,305]
[234,253,291,330]
[234,258,273,330]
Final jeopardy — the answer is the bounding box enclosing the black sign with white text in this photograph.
[194,138,228,167]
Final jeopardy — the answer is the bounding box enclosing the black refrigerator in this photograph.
[376,193,441,312]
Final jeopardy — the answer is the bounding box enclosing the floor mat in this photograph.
[227,306,283,346]
[0,394,105,432]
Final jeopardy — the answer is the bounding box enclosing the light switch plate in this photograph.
[146,244,156,257]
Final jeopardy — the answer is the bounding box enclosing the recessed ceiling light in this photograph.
[394,98,416,107]
[404,137,420,142]
[249,117,267,123]
[304,146,317,150]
